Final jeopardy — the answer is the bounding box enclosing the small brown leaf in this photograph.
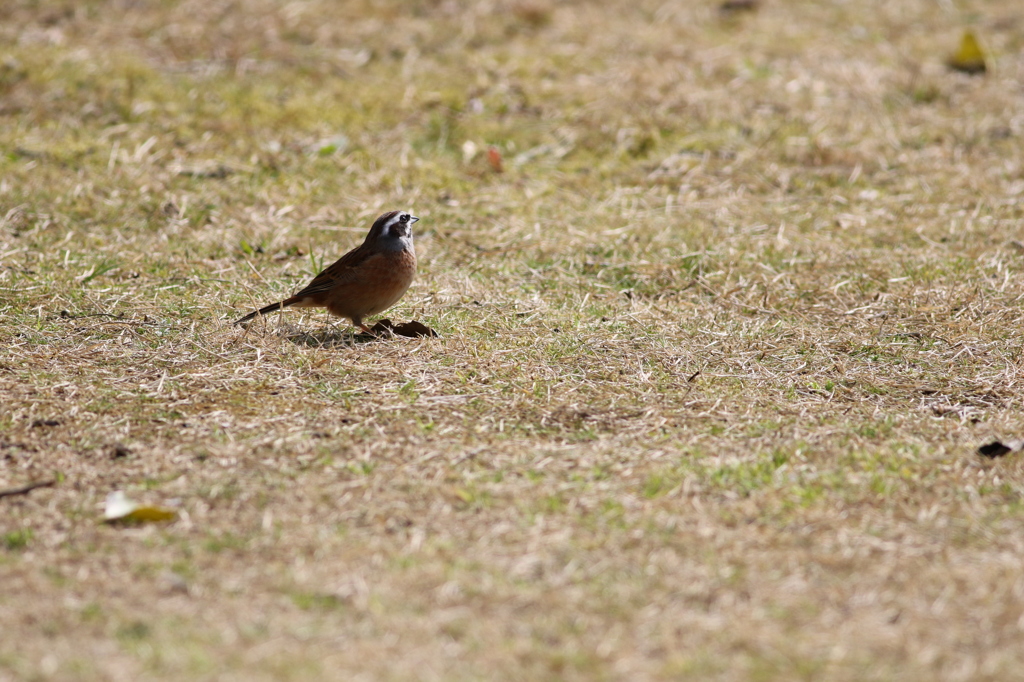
[512,1,552,28]
[392,321,439,338]
[369,319,439,338]
[175,163,233,179]
[720,0,759,14]
[487,147,504,173]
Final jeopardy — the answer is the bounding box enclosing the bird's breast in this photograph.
[377,248,417,295]
[329,248,417,318]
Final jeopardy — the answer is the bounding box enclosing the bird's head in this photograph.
[368,210,418,246]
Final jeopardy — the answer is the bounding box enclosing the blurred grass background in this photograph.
[3,1,1024,680]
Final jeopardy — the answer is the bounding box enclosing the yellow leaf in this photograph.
[119,506,177,523]
[948,30,986,75]
[103,491,177,524]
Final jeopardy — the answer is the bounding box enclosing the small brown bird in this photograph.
[235,210,418,332]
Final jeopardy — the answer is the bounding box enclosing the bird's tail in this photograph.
[234,298,296,326]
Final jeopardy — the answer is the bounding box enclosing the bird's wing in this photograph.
[291,247,380,298]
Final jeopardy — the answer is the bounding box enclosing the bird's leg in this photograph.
[358,323,375,335]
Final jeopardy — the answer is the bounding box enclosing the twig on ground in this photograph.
[0,479,57,500]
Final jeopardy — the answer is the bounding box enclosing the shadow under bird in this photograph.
[234,210,418,332]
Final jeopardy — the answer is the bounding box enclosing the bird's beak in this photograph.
[409,215,420,223]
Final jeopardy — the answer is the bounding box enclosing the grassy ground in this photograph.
[2,0,1024,679]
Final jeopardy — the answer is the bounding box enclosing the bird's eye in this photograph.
[400,214,409,223]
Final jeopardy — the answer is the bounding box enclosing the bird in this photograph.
[234,210,418,332]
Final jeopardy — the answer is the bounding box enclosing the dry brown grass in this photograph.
[3,0,1024,679]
